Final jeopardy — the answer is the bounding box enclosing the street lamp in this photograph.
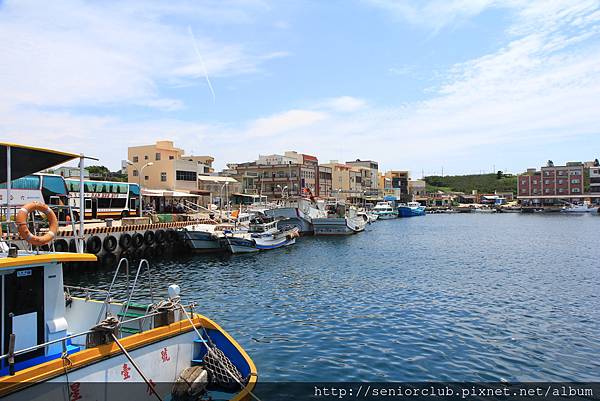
[276,184,288,199]
[127,160,153,216]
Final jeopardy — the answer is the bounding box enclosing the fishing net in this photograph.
[203,346,245,392]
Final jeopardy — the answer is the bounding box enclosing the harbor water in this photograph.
[65,213,600,382]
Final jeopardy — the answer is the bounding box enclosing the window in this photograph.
[558,179,563,184]
[169,155,175,160]
[155,152,161,161]
[572,188,580,193]
[521,180,527,184]
[160,172,167,182]
[132,170,139,177]
[558,171,564,176]
[533,180,538,184]
[571,179,580,184]
[544,179,550,184]
[132,156,139,163]
[144,175,149,181]
[144,155,148,160]
[176,170,196,181]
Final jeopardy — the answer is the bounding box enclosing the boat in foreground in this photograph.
[397,201,426,217]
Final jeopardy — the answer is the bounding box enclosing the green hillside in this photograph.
[425,173,517,194]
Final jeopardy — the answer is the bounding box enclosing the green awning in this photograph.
[0,142,79,184]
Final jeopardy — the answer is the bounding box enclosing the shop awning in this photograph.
[142,189,200,198]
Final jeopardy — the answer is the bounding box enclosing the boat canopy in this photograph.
[0,142,79,184]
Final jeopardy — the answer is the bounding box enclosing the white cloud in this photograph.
[365,0,497,31]
[244,110,329,138]
[0,0,285,110]
[318,96,368,113]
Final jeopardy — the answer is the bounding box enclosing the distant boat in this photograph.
[471,206,496,213]
[357,210,378,223]
[371,201,398,219]
[248,216,299,250]
[561,203,599,213]
[312,202,367,235]
[398,202,426,217]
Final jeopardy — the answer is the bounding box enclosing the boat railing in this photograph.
[0,302,197,365]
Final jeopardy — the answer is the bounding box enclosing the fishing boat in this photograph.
[263,193,327,235]
[560,203,599,213]
[0,143,257,401]
[371,201,398,219]
[357,210,378,223]
[178,223,224,253]
[219,232,258,254]
[397,201,426,217]
[312,202,366,235]
[471,206,496,213]
[248,215,299,250]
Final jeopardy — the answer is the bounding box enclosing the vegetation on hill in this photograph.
[425,172,517,194]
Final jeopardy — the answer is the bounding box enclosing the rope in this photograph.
[178,304,263,401]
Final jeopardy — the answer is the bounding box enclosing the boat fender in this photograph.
[103,235,118,253]
[166,228,177,243]
[54,238,69,252]
[155,229,166,244]
[143,230,155,246]
[119,233,132,250]
[132,233,144,248]
[15,201,58,246]
[86,236,102,255]
[172,366,208,399]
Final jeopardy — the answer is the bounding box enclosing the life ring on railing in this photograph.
[16,202,59,246]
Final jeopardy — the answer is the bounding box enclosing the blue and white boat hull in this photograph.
[398,205,426,217]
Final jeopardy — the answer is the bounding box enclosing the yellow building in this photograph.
[126,141,214,192]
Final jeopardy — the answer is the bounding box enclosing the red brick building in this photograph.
[518,162,585,205]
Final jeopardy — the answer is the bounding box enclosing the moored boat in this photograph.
[560,203,599,213]
[248,215,299,250]
[312,202,366,235]
[178,223,224,253]
[397,201,426,217]
[371,201,398,219]
[220,232,258,254]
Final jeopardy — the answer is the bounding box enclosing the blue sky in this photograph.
[1,0,599,175]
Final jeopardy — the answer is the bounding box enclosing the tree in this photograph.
[496,170,503,179]
[594,158,599,167]
[547,160,554,167]
[86,165,110,178]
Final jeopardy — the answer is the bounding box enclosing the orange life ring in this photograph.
[16,202,59,246]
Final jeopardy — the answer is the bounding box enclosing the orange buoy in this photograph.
[16,202,59,246]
